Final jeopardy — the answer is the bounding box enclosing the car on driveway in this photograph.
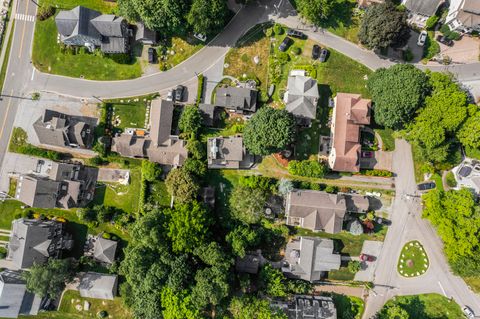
[417,30,428,46]
[148,47,156,64]
[319,48,328,62]
[279,37,293,52]
[375,217,392,226]
[166,90,174,101]
[312,44,320,59]
[175,85,185,102]
[193,33,207,42]
[417,181,436,191]
[360,254,375,262]
[287,28,306,39]
[463,306,475,319]
[436,35,454,47]
[362,151,373,158]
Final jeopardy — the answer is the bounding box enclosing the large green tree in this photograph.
[179,105,203,136]
[165,168,200,204]
[368,64,430,129]
[296,0,337,25]
[23,259,73,298]
[358,1,410,49]
[229,186,267,224]
[160,287,200,319]
[142,160,162,182]
[187,0,228,35]
[229,295,288,319]
[458,105,480,150]
[226,225,260,257]
[243,107,296,155]
[191,265,230,309]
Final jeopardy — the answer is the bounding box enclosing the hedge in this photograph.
[196,74,204,106]
[288,160,328,178]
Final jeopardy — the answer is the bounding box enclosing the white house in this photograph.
[446,0,480,33]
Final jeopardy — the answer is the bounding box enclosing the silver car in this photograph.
[463,306,475,319]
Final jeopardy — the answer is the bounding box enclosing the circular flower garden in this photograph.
[397,240,429,277]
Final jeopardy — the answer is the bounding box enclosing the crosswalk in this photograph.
[14,13,35,22]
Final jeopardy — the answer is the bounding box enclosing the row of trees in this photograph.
[118,0,229,36]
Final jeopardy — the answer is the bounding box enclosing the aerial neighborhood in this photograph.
[0,0,479,318]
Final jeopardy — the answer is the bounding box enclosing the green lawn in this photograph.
[295,121,322,160]
[374,128,395,152]
[328,294,364,319]
[431,173,444,192]
[0,200,23,229]
[296,228,385,256]
[397,241,429,277]
[327,264,355,281]
[104,94,158,132]
[160,37,204,71]
[32,0,142,80]
[380,294,463,319]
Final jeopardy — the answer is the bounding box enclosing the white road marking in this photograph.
[14,13,35,22]
[438,281,447,297]
[30,68,35,81]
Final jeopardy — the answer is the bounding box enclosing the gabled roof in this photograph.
[91,15,125,37]
[93,237,117,264]
[111,134,146,158]
[135,22,158,42]
[55,6,102,39]
[215,87,257,113]
[16,175,59,209]
[0,270,41,318]
[405,0,442,16]
[455,0,480,28]
[78,272,118,300]
[207,136,246,169]
[199,104,216,126]
[285,75,319,120]
[149,99,174,146]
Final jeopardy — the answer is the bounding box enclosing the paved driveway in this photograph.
[360,151,393,171]
[354,241,383,282]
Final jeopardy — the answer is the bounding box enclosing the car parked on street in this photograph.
[319,48,328,62]
[417,30,428,46]
[148,47,156,64]
[175,85,185,102]
[360,254,375,262]
[279,37,293,52]
[463,306,475,319]
[417,181,436,191]
[375,217,392,226]
[312,44,320,59]
[436,35,454,47]
[287,28,306,39]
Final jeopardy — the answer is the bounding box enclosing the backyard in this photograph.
[380,294,463,319]
[104,94,158,131]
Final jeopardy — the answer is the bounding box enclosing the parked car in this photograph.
[417,30,428,46]
[194,33,207,42]
[279,37,293,52]
[175,85,185,102]
[463,306,475,319]
[319,48,328,62]
[362,151,373,158]
[360,254,375,262]
[148,47,156,64]
[417,181,436,191]
[287,28,306,39]
[312,44,320,59]
[374,217,392,226]
[166,90,174,101]
[436,35,454,46]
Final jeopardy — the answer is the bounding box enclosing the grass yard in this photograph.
[430,173,444,192]
[465,276,480,293]
[295,122,322,160]
[327,263,355,281]
[381,294,463,319]
[397,241,429,278]
[160,37,204,71]
[329,294,364,319]
[148,180,171,207]
[104,94,158,131]
[0,200,23,229]
[374,128,395,152]
[296,227,385,256]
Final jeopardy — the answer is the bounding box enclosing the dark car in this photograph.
[148,47,156,64]
[319,48,328,62]
[312,44,320,59]
[287,28,306,39]
[360,254,375,262]
[279,37,293,52]
[362,151,373,158]
[175,85,185,102]
[436,35,454,47]
[417,181,436,191]
[375,217,392,226]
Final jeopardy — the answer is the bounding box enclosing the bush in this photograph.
[423,32,440,60]
[241,53,249,62]
[445,171,457,188]
[239,175,277,192]
[196,74,204,105]
[88,156,106,166]
[324,185,338,194]
[440,24,461,41]
[273,24,284,35]
[37,5,55,21]
[102,233,111,239]
[348,260,361,273]
[403,48,413,62]
[291,46,301,55]
[361,169,393,177]
[288,160,329,178]
[425,15,439,30]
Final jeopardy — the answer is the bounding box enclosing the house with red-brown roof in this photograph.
[328,93,371,173]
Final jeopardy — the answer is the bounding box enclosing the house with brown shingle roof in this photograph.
[207,136,254,169]
[328,93,371,173]
[447,0,480,33]
[285,189,369,234]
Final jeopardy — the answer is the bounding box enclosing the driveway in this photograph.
[360,151,393,171]
[439,34,480,64]
[354,241,383,282]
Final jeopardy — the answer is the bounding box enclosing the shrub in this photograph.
[37,5,55,21]
[425,15,439,30]
[273,24,283,35]
[288,160,328,178]
[362,169,393,177]
[423,32,440,60]
[102,233,111,239]
[88,156,106,166]
[291,46,301,55]
[276,52,290,64]
[348,260,361,273]
[403,48,413,62]
[324,185,338,194]
[239,175,277,192]
[446,171,457,188]
[241,53,249,62]
[265,27,274,37]
[196,74,204,105]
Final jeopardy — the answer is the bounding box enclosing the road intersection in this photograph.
[1,0,480,318]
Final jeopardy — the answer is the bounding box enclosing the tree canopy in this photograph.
[165,168,200,204]
[243,107,296,155]
[458,105,480,150]
[142,160,162,182]
[24,259,73,298]
[367,64,430,129]
[358,1,410,49]
[226,225,260,257]
[229,186,267,224]
[187,0,229,35]
[229,295,288,319]
[296,0,337,25]
[179,105,203,136]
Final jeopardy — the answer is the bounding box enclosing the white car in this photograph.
[166,90,174,102]
[417,30,428,46]
[193,33,207,42]
[463,306,475,319]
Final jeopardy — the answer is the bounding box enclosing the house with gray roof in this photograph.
[207,136,254,169]
[135,22,158,45]
[274,295,337,319]
[93,236,117,265]
[55,6,130,53]
[446,0,480,33]
[15,162,98,209]
[215,87,258,114]
[199,103,219,127]
[282,237,341,282]
[112,99,188,167]
[284,73,319,126]
[7,219,73,269]
[78,272,118,300]
[0,270,42,318]
[403,0,443,27]
[285,189,369,234]
[33,109,95,149]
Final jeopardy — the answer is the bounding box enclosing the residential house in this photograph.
[135,22,158,45]
[78,272,118,300]
[15,162,98,209]
[285,189,369,234]
[328,93,371,173]
[111,99,188,167]
[284,72,319,126]
[446,0,480,33]
[93,236,117,265]
[199,103,219,127]
[33,109,95,149]
[7,218,73,269]
[274,295,337,319]
[0,270,42,318]
[207,136,254,169]
[282,237,341,282]
[403,0,443,27]
[215,87,258,114]
[55,6,131,53]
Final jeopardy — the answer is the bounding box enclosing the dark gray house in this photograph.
[15,162,98,209]
[284,74,319,126]
[7,219,73,269]
[215,87,258,113]
[0,270,42,318]
[55,6,130,53]
[274,295,337,319]
[93,236,117,265]
[135,22,158,45]
[33,109,95,149]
